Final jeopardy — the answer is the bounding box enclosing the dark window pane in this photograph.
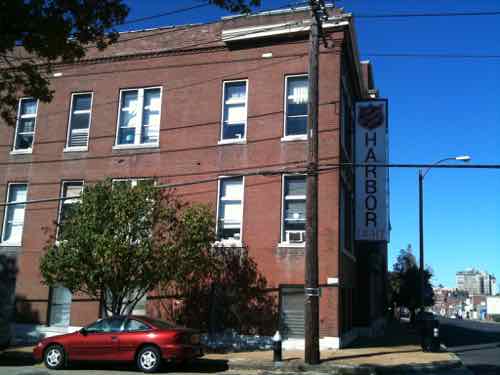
[18,118,35,133]
[15,134,33,149]
[124,319,150,332]
[285,117,307,136]
[285,177,306,196]
[118,128,135,144]
[20,99,37,115]
[71,113,90,130]
[73,94,92,111]
[222,123,245,140]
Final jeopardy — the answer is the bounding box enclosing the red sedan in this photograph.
[33,316,203,373]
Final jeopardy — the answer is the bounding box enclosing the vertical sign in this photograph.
[355,99,389,242]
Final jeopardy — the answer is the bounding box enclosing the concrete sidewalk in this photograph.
[205,321,472,374]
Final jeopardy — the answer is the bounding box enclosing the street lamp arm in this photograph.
[420,157,457,178]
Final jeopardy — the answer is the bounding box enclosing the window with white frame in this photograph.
[217,177,244,242]
[66,93,93,149]
[221,80,247,141]
[116,87,161,146]
[1,183,28,245]
[284,76,308,138]
[282,175,306,244]
[112,178,154,188]
[57,181,84,239]
[13,98,38,152]
[49,286,72,327]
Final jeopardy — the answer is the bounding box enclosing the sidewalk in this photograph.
[204,321,472,374]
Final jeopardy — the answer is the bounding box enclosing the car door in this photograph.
[117,318,153,361]
[70,317,123,361]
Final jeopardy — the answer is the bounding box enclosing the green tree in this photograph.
[389,244,434,321]
[0,0,261,126]
[40,179,217,316]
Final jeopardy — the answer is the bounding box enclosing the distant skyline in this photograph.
[120,0,500,287]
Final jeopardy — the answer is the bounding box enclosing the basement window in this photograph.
[115,87,162,148]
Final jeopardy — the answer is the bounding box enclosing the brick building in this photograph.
[0,6,388,348]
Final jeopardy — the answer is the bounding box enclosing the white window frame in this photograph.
[215,176,245,246]
[282,74,308,142]
[112,178,154,187]
[113,87,162,149]
[11,98,38,154]
[56,180,84,240]
[279,174,306,247]
[218,79,249,145]
[64,92,93,152]
[1,183,28,246]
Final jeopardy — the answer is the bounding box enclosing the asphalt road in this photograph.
[440,318,500,375]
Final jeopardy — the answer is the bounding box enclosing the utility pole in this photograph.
[305,0,328,365]
[419,170,425,312]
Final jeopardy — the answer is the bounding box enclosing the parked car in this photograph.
[33,316,203,373]
[0,316,12,350]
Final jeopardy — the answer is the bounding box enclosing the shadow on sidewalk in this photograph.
[320,349,421,363]
[0,348,36,366]
[349,320,420,349]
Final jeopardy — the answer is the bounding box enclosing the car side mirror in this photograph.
[80,328,88,336]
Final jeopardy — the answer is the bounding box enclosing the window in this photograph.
[281,176,306,244]
[57,181,84,239]
[284,75,308,138]
[220,80,248,142]
[112,178,154,188]
[340,80,353,159]
[339,183,353,253]
[124,319,151,332]
[115,87,162,147]
[13,98,38,152]
[66,93,93,150]
[1,183,28,245]
[85,317,124,333]
[216,177,244,243]
[49,287,72,327]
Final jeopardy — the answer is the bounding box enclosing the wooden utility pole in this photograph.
[304,0,321,365]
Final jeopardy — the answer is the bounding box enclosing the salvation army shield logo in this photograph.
[358,104,385,130]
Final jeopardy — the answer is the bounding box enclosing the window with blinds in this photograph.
[282,175,306,244]
[217,177,244,243]
[284,75,308,138]
[66,93,93,150]
[13,98,38,152]
[49,286,72,327]
[116,87,161,147]
[1,183,28,245]
[221,80,248,142]
[57,181,84,239]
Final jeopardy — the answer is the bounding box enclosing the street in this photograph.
[440,318,500,375]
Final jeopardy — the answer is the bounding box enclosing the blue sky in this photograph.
[120,0,500,288]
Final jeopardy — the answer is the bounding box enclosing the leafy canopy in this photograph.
[40,179,217,316]
[0,0,261,126]
[388,244,435,313]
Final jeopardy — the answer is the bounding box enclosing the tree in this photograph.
[155,244,278,336]
[40,179,217,316]
[0,0,261,126]
[388,244,434,321]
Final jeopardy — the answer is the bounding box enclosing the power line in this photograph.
[355,9,500,19]
[364,53,500,60]
[119,2,211,26]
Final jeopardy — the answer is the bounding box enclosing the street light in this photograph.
[419,155,471,311]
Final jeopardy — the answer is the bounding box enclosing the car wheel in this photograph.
[137,345,161,373]
[44,344,65,370]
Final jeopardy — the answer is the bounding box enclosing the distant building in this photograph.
[456,269,496,296]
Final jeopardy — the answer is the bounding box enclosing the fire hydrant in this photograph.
[272,330,282,362]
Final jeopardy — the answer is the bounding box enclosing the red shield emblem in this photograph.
[358,104,385,130]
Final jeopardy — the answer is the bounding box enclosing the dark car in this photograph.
[33,316,203,373]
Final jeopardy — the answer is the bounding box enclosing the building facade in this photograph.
[456,269,496,296]
[0,7,388,348]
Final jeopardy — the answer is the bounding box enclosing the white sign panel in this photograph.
[487,297,500,315]
[355,100,389,242]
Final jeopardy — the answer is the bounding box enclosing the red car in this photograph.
[33,316,203,373]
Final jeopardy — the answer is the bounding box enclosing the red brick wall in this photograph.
[0,30,349,337]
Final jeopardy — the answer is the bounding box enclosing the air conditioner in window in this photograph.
[286,230,305,243]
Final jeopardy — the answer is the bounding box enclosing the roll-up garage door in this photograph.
[280,287,305,338]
